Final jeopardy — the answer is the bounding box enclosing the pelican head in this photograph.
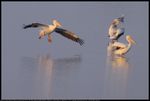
[112,15,124,25]
[117,14,124,22]
[112,19,120,25]
[52,19,62,27]
[126,35,136,44]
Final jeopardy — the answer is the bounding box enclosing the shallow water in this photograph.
[2,2,148,99]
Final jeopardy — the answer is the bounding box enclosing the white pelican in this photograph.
[108,15,124,41]
[112,35,136,56]
[109,27,125,41]
[23,19,84,45]
[113,15,124,24]
[54,28,84,45]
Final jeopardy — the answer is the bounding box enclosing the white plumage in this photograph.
[23,19,84,45]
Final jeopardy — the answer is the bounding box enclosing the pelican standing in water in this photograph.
[23,19,84,45]
[112,35,136,56]
[108,15,124,41]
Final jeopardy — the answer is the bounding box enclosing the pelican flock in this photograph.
[108,15,136,56]
[23,19,84,45]
[23,16,135,55]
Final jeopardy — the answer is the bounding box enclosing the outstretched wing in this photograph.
[55,28,84,46]
[23,23,49,29]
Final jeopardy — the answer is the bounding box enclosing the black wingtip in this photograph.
[77,38,84,46]
[23,24,27,29]
[23,24,33,29]
[23,24,25,29]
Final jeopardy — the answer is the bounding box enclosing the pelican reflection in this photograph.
[21,54,82,98]
[39,54,82,97]
[111,55,129,68]
[103,43,130,98]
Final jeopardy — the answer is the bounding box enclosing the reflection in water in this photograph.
[20,54,81,98]
[50,55,82,98]
[111,56,129,68]
[20,55,54,98]
[37,54,54,98]
[103,42,130,98]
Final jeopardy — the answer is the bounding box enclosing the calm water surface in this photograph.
[2,2,148,99]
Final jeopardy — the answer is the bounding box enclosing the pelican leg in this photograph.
[39,31,45,39]
[48,35,52,43]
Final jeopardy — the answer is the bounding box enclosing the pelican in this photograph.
[112,35,136,56]
[54,28,84,45]
[108,15,124,41]
[23,19,84,45]
[109,27,125,41]
[113,15,124,24]
[107,43,129,67]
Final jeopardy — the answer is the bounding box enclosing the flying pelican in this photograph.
[23,19,84,45]
[112,35,136,56]
[108,15,124,41]
[54,28,84,45]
